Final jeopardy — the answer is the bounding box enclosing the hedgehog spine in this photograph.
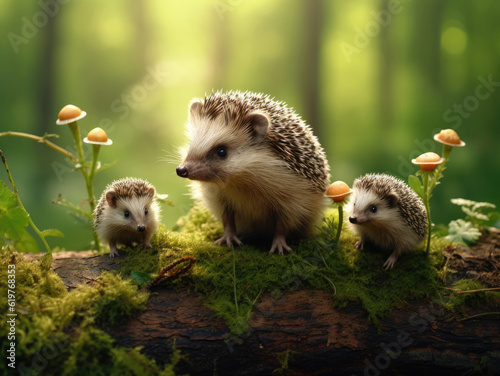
[176,90,330,255]
[94,177,161,257]
[347,173,427,269]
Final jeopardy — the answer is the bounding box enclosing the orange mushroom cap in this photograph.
[433,129,466,147]
[327,181,352,202]
[411,152,444,171]
[83,127,113,145]
[56,104,87,125]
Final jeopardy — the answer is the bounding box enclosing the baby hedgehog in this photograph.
[348,173,427,269]
[94,178,161,257]
[176,90,330,255]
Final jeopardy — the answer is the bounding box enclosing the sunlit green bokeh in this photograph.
[0,0,498,250]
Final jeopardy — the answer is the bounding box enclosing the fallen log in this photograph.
[38,243,500,376]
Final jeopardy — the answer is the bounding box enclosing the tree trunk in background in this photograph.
[36,6,57,201]
[211,4,230,90]
[301,0,324,138]
[421,1,445,92]
[378,0,393,129]
[131,0,152,70]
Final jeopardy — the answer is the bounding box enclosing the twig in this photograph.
[441,286,500,294]
[53,194,93,220]
[458,312,500,322]
[0,131,76,162]
[144,256,197,290]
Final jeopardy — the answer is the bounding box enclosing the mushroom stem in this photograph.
[89,144,101,182]
[67,121,101,252]
[68,121,86,168]
[335,205,343,244]
[0,131,76,162]
[428,144,450,197]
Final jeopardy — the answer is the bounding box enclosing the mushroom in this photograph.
[56,104,87,125]
[326,181,352,244]
[434,129,466,161]
[55,104,88,166]
[433,129,466,147]
[83,128,113,180]
[326,181,352,202]
[411,152,444,172]
[83,127,113,146]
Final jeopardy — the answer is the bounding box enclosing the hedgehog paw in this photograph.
[383,253,398,270]
[215,233,243,249]
[109,244,119,258]
[269,236,293,256]
[354,240,364,250]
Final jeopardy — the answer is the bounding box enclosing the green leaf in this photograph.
[450,198,476,207]
[41,229,64,238]
[408,175,424,199]
[40,253,53,270]
[446,219,482,245]
[14,230,39,253]
[471,201,496,211]
[156,193,174,206]
[0,181,17,210]
[130,270,152,286]
[461,207,489,221]
[0,206,29,241]
[97,160,118,173]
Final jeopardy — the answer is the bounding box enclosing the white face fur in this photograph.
[104,196,155,233]
[348,188,399,227]
[179,100,271,184]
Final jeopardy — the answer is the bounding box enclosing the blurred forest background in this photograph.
[0,0,499,251]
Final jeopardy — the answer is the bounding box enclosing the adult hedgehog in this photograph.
[176,90,330,254]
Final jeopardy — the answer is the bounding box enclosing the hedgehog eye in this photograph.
[216,146,227,158]
[124,210,130,218]
[144,208,148,215]
[369,205,377,213]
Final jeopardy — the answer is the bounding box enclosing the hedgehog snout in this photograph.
[349,216,357,224]
[176,165,189,178]
[137,225,146,232]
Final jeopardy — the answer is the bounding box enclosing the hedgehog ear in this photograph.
[146,186,156,198]
[189,100,203,121]
[247,111,270,142]
[106,191,118,208]
[386,191,399,208]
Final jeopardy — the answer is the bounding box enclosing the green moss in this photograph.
[0,250,181,376]
[273,349,298,375]
[130,206,442,333]
[3,203,493,374]
[443,279,500,312]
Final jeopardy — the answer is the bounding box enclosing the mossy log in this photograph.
[42,237,500,376]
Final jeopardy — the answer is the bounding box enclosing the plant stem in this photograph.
[0,150,52,254]
[423,173,432,253]
[429,144,451,197]
[68,121,101,252]
[0,131,76,162]
[89,144,101,182]
[68,122,86,169]
[335,205,343,244]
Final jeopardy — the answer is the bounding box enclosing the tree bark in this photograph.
[30,231,500,375]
